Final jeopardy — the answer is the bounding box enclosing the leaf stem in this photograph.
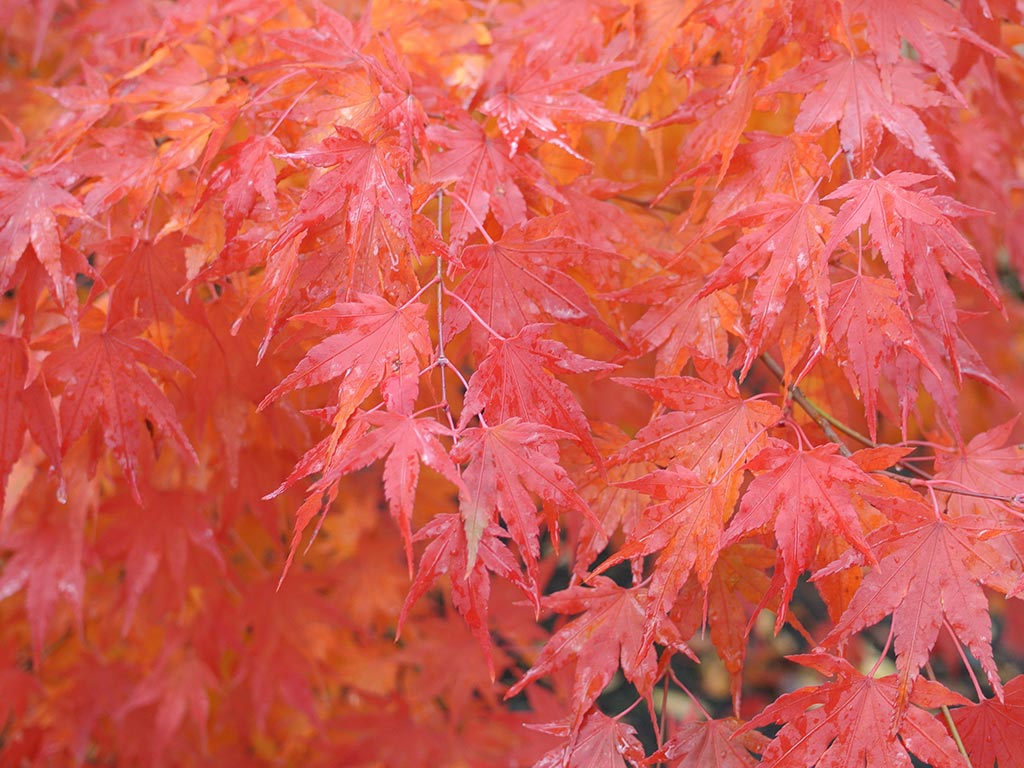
[925,661,975,768]
[447,292,506,341]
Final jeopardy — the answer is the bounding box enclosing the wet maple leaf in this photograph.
[820,497,1009,706]
[506,576,691,725]
[821,275,931,441]
[427,116,556,247]
[452,418,594,576]
[619,265,740,376]
[612,376,781,482]
[951,675,1024,768]
[259,292,431,432]
[698,194,834,373]
[823,171,999,376]
[98,484,224,633]
[269,410,465,574]
[480,40,637,156]
[595,467,729,643]
[934,418,1024,518]
[743,653,969,768]
[0,470,92,667]
[0,335,60,509]
[721,442,879,615]
[766,49,950,176]
[848,0,998,94]
[116,641,219,758]
[647,717,767,768]
[532,709,645,768]
[0,158,88,309]
[199,134,283,238]
[400,513,536,677]
[459,324,613,461]
[42,315,197,502]
[444,224,620,347]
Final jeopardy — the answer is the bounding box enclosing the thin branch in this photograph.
[761,353,853,456]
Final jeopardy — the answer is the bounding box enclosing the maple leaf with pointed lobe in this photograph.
[618,264,740,376]
[259,293,431,432]
[647,717,767,768]
[0,335,60,508]
[116,641,219,758]
[819,275,931,441]
[613,377,781,482]
[848,0,999,94]
[721,441,878,615]
[459,324,614,461]
[673,542,782,709]
[0,469,92,667]
[42,314,197,502]
[823,171,999,373]
[444,223,620,348]
[653,73,760,192]
[594,467,729,643]
[952,675,1024,768]
[506,577,692,725]
[0,158,88,309]
[199,134,283,238]
[934,418,1024,519]
[269,410,465,574]
[480,40,637,156]
[698,194,833,373]
[400,513,536,677]
[819,496,1008,707]
[766,49,950,176]
[428,116,556,246]
[98,485,224,633]
[532,709,645,768]
[743,653,969,768]
[452,418,595,577]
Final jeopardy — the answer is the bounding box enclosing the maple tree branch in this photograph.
[760,353,853,456]
[434,190,458,440]
[925,662,975,768]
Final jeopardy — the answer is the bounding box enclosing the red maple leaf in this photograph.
[532,709,645,768]
[612,376,781,482]
[595,467,729,640]
[698,194,834,373]
[743,653,969,767]
[951,675,1024,768]
[0,158,88,309]
[766,48,950,176]
[818,275,932,441]
[459,324,614,461]
[444,224,620,349]
[506,576,692,725]
[819,496,1009,706]
[259,292,432,431]
[0,335,60,509]
[823,171,999,375]
[400,513,536,677]
[721,442,879,614]
[647,717,767,768]
[269,410,465,573]
[42,314,197,502]
[480,40,637,155]
[452,418,595,577]
[427,115,556,247]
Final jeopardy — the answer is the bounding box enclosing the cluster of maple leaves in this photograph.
[1,0,1024,765]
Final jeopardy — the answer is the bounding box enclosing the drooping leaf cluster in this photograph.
[1,0,1024,765]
